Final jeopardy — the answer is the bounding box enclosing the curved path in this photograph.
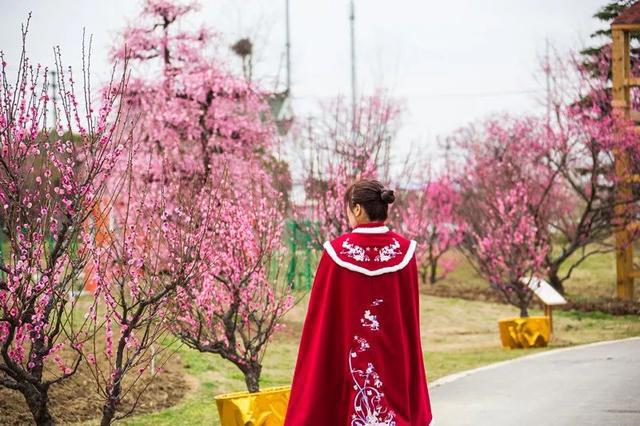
[428,337,640,426]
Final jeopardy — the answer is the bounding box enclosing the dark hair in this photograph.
[344,179,396,221]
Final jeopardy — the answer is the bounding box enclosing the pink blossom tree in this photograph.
[450,114,565,313]
[458,183,549,317]
[108,0,293,395]
[394,174,464,285]
[172,162,294,393]
[538,50,640,293]
[111,0,277,176]
[0,19,133,424]
[449,68,640,296]
[83,153,220,425]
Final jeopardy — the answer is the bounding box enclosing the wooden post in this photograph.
[611,27,636,301]
[544,304,553,338]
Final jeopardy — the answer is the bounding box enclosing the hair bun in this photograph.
[380,189,395,204]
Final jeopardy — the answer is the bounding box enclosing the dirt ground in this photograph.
[0,351,189,425]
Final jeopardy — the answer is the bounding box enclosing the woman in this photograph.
[284,179,433,425]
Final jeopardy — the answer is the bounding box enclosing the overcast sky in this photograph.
[1,0,607,166]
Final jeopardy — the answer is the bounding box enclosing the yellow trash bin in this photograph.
[498,316,550,349]
[214,385,291,426]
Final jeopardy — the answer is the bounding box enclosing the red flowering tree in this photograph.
[295,93,401,245]
[0,20,133,424]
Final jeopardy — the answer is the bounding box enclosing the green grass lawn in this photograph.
[433,244,639,302]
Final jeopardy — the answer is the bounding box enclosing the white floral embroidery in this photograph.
[341,238,371,262]
[353,335,370,353]
[339,239,404,264]
[349,299,396,425]
[360,310,379,331]
[374,239,402,262]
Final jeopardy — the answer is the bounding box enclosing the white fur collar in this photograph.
[351,225,390,234]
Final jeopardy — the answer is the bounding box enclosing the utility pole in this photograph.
[285,0,291,95]
[545,38,550,127]
[49,70,58,129]
[350,0,356,122]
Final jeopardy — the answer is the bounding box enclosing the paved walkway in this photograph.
[428,337,640,426]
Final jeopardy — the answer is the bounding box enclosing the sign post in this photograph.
[520,277,568,339]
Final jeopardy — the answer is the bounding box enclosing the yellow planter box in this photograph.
[498,316,550,349]
[214,385,291,426]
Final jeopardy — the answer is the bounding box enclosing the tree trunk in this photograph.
[242,363,262,393]
[101,394,119,426]
[429,261,438,285]
[419,266,428,287]
[519,303,529,318]
[427,243,437,286]
[547,265,565,295]
[22,383,54,425]
[101,374,122,426]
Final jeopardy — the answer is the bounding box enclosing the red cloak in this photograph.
[284,222,433,425]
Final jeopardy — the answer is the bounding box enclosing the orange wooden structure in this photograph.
[611,4,640,300]
[82,199,112,294]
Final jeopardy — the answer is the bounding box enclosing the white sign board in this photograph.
[520,276,568,306]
